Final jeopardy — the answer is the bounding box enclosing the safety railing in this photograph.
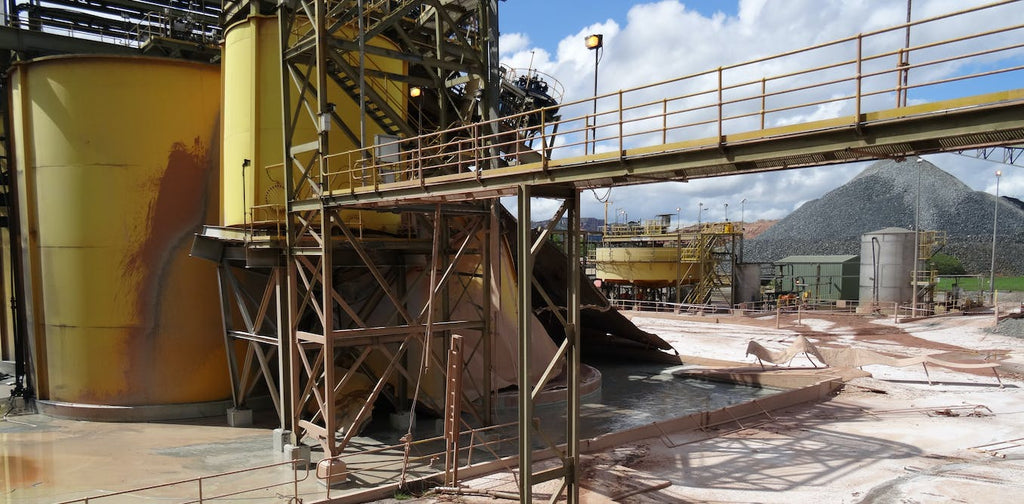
[0,12,135,47]
[610,298,863,316]
[503,65,567,104]
[55,459,310,503]
[130,11,222,46]
[321,421,520,499]
[311,0,1024,198]
[1,10,221,49]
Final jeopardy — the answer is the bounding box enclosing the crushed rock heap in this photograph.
[745,158,1024,274]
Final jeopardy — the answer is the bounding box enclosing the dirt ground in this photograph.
[397,308,1024,503]
[4,307,1021,503]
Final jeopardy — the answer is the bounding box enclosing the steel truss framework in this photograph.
[275,0,582,499]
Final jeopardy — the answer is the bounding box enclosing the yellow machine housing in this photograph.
[9,55,228,406]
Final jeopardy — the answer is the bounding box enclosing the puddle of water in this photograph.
[531,358,778,440]
[354,358,779,458]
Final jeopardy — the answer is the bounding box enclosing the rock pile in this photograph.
[745,159,1024,274]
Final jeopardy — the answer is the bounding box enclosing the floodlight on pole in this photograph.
[586,34,603,156]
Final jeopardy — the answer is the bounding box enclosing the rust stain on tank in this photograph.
[117,137,213,403]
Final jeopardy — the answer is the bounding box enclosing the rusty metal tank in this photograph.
[8,55,227,415]
[221,15,404,232]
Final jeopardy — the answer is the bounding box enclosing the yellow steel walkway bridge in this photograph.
[285,5,1024,212]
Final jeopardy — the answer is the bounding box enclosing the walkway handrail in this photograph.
[55,459,310,503]
[310,1,1024,200]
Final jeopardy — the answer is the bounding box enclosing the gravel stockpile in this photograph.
[746,159,1024,274]
[989,317,1024,339]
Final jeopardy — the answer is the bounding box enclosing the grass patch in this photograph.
[936,276,1024,291]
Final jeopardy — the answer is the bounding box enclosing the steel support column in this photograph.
[565,190,581,504]
[516,184,533,501]
[274,265,293,435]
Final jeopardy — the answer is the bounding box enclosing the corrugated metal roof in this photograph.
[776,254,859,264]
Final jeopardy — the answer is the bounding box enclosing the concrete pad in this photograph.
[272,428,291,452]
[226,407,253,427]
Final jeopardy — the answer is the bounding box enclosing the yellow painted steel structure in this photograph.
[1,114,11,361]
[595,247,702,287]
[9,55,227,406]
[221,15,404,232]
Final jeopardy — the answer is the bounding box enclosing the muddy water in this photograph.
[586,359,777,435]
[542,358,779,439]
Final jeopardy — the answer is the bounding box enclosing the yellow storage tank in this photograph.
[9,55,228,412]
[595,247,705,287]
[221,15,405,232]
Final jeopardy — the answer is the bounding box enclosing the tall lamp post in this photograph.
[912,157,922,318]
[585,34,603,156]
[740,199,747,229]
[991,170,1002,302]
[723,202,729,221]
[739,198,747,263]
[697,202,704,227]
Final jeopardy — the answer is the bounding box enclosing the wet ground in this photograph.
[0,355,775,503]
[5,308,1022,503]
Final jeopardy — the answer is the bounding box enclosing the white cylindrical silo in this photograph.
[859,227,916,306]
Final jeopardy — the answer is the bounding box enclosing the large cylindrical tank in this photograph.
[221,15,404,232]
[595,247,698,287]
[859,227,915,306]
[9,55,227,411]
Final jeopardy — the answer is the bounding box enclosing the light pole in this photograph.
[698,202,704,227]
[739,198,747,264]
[723,202,729,221]
[585,34,603,156]
[675,207,681,231]
[740,198,747,230]
[991,170,1002,302]
[912,157,922,317]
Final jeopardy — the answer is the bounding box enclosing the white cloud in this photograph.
[499,0,1021,225]
[499,32,532,56]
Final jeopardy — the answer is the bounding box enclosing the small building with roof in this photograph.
[774,254,861,301]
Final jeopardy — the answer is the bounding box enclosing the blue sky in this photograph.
[499,0,737,54]
[494,1,1022,225]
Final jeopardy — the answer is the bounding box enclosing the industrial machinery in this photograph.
[595,215,743,307]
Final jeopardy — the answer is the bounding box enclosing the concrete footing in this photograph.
[317,458,348,486]
[8,395,27,411]
[272,428,291,452]
[284,443,311,465]
[226,408,253,427]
